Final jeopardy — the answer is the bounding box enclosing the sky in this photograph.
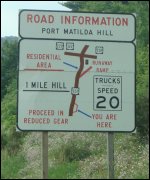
[1,1,70,37]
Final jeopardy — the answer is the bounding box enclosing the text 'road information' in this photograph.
[19,10,135,41]
[18,10,135,131]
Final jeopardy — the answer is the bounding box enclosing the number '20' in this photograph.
[96,96,119,109]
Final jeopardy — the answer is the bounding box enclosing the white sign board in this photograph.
[17,39,135,131]
[19,10,135,42]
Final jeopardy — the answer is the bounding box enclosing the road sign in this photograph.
[19,10,135,42]
[17,39,135,131]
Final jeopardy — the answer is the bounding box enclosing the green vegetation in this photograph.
[1,150,26,179]
[55,139,91,162]
[7,132,147,179]
[1,38,18,99]
[1,1,149,179]
[48,162,79,179]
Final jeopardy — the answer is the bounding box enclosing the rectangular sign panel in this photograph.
[17,39,135,131]
[19,10,135,42]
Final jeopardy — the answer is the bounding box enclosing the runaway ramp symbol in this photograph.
[64,45,97,116]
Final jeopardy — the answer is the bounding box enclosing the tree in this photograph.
[1,38,18,99]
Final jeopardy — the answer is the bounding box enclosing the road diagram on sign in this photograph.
[64,45,97,116]
[18,39,135,131]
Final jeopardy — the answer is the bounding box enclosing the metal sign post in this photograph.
[42,132,48,179]
[107,132,114,179]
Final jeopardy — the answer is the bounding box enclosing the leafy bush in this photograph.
[53,139,91,162]
[63,140,91,162]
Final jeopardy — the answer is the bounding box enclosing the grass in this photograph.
[48,162,79,179]
[1,150,26,179]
